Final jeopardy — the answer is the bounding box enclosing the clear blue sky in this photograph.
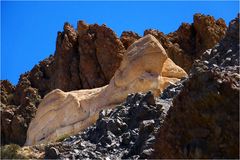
[1,1,239,84]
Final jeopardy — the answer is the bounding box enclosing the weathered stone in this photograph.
[25,35,187,145]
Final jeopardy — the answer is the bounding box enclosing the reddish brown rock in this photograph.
[144,13,227,72]
[0,14,229,146]
[1,78,41,145]
[151,16,239,159]
[78,22,125,88]
[193,13,227,55]
[1,21,125,146]
[152,67,239,159]
[144,29,193,72]
[0,80,15,105]
[120,31,141,49]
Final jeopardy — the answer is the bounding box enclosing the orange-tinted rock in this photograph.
[120,31,141,49]
[1,21,125,146]
[144,14,227,72]
[78,23,125,88]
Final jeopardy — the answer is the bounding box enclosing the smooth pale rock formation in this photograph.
[25,35,187,145]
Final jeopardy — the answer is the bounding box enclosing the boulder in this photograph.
[25,35,187,145]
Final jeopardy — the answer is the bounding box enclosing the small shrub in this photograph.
[0,144,27,159]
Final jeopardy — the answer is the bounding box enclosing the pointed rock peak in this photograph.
[77,20,89,33]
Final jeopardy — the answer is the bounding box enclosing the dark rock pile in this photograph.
[44,91,173,159]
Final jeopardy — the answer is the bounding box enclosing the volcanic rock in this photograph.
[146,13,227,72]
[43,91,170,159]
[151,15,239,159]
[25,35,187,145]
[78,22,125,88]
[1,21,125,145]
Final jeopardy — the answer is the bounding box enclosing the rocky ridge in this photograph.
[0,13,232,148]
[1,22,125,146]
[42,14,239,159]
[25,35,187,145]
[122,14,227,71]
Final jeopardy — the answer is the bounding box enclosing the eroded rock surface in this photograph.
[120,31,141,49]
[120,14,227,72]
[25,35,187,145]
[44,91,169,159]
[0,13,230,147]
[1,22,125,146]
[41,15,239,159]
[147,13,227,72]
[151,15,239,159]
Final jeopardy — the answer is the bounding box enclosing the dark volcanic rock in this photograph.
[151,15,239,159]
[44,91,172,159]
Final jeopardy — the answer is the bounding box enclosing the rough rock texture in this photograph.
[146,13,227,72]
[1,22,125,146]
[1,79,41,145]
[0,13,230,147]
[120,31,141,49]
[120,14,227,72]
[77,21,125,88]
[151,15,239,159]
[44,91,170,159]
[201,15,239,68]
[25,35,187,145]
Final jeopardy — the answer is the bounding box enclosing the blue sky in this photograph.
[1,1,239,84]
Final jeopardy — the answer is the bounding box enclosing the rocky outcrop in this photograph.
[77,21,125,88]
[146,14,227,72]
[29,22,125,94]
[43,91,169,159]
[1,22,125,146]
[119,14,227,72]
[39,15,239,159]
[1,79,41,145]
[151,15,239,159]
[25,35,187,145]
[120,31,141,49]
[0,13,230,147]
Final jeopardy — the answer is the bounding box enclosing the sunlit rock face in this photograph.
[25,35,187,145]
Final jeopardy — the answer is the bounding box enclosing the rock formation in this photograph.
[120,14,227,72]
[1,22,125,146]
[120,31,141,49]
[0,13,230,147]
[25,35,187,145]
[151,15,239,159]
[32,14,238,159]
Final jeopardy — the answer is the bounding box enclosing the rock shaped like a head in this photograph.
[25,34,187,145]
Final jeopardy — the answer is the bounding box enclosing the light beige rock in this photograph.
[25,35,187,145]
